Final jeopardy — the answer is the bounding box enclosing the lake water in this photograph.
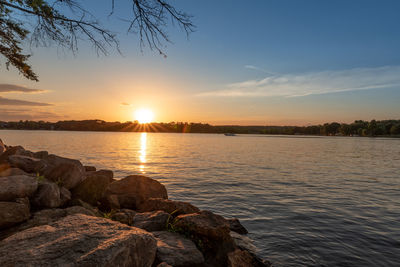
[1,130,400,266]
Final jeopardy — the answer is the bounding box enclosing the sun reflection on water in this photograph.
[139,132,147,173]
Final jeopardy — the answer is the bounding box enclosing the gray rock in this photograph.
[175,210,231,240]
[153,231,205,267]
[112,209,137,225]
[32,181,61,208]
[0,198,30,229]
[10,208,67,234]
[1,206,97,240]
[111,210,169,232]
[32,151,49,159]
[0,168,28,177]
[8,155,45,173]
[0,175,38,201]
[132,210,169,232]
[104,175,168,210]
[227,218,248,234]
[60,187,71,206]
[138,198,200,216]
[157,263,173,267]
[41,154,86,189]
[230,231,257,255]
[72,170,113,205]
[0,146,28,164]
[0,214,157,267]
[175,210,235,266]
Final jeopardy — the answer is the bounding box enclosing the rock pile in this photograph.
[0,139,270,267]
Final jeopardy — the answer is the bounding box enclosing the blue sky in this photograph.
[0,0,399,125]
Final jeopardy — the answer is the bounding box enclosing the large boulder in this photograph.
[3,151,86,190]
[0,175,38,201]
[0,206,97,241]
[174,210,235,266]
[0,214,157,267]
[104,175,168,210]
[8,155,45,173]
[41,154,86,189]
[138,198,200,216]
[32,181,68,208]
[132,211,169,232]
[112,209,169,232]
[0,146,28,164]
[72,170,113,205]
[153,231,205,267]
[0,198,30,229]
[175,210,231,240]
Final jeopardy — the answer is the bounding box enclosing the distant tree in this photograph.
[321,122,341,135]
[339,124,351,136]
[0,0,194,81]
[390,124,400,135]
[367,119,378,136]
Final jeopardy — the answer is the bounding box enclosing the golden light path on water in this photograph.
[139,132,147,173]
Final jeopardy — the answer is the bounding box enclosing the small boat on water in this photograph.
[224,133,236,136]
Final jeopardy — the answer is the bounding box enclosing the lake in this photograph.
[1,130,399,266]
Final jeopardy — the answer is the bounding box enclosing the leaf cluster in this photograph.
[0,0,194,81]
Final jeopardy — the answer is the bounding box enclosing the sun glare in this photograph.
[135,109,154,124]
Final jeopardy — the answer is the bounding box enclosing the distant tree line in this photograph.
[0,119,400,137]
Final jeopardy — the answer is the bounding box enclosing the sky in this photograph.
[1,0,400,125]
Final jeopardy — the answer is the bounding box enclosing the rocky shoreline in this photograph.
[0,138,270,267]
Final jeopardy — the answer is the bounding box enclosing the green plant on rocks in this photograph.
[102,210,117,220]
[165,210,181,233]
[36,173,45,182]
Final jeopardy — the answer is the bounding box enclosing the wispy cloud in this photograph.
[198,65,400,97]
[0,84,44,93]
[244,65,276,75]
[0,96,52,106]
[120,102,132,106]
[0,83,50,106]
[0,108,61,121]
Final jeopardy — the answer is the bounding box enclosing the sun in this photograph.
[135,109,154,124]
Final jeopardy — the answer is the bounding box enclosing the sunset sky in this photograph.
[1,0,400,125]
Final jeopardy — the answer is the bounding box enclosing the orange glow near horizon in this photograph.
[135,109,154,124]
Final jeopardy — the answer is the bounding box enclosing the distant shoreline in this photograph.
[1,119,400,137]
[1,128,399,139]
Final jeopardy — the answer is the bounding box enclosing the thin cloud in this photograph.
[244,65,276,75]
[0,108,61,121]
[0,84,44,93]
[198,65,400,97]
[120,102,132,106]
[0,96,52,106]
